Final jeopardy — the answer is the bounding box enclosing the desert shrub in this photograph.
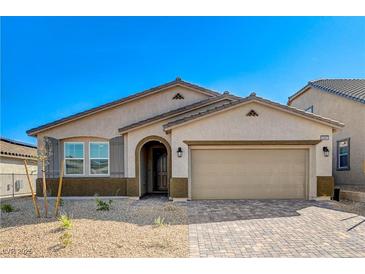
[1,204,14,213]
[59,231,72,247]
[58,214,72,229]
[96,198,113,211]
[163,203,177,211]
[153,216,166,227]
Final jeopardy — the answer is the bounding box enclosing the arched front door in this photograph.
[152,145,168,191]
[135,136,172,197]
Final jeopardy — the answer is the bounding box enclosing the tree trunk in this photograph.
[42,159,48,217]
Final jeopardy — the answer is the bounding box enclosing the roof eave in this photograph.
[164,97,344,132]
[287,84,311,105]
[289,80,365,105]
[26,79,221,136]
[0,153,38,161]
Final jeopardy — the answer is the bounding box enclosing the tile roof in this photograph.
[163,93,344,130]
[0,137,37,159]
[27,78,221,136]
[288,79,365,104]
[118,94,237,133]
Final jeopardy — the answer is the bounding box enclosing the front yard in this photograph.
[0,196,188,257]
[1,196,365,258]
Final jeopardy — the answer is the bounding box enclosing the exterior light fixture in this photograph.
[323,146,329,157]
[177,147,183,158]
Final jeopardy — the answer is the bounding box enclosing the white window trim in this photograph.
[64,142,85,176]
[89,141,110,176]
[337,138,350,170]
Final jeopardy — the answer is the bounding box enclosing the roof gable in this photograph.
[118,94,237,134]
[163,93,344,131]
[27,78,221,136]
[288,79,365,105]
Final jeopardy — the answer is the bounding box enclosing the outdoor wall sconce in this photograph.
[323,146,329,157]
[177,147,183,158]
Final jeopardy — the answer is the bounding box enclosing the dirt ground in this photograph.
[0,196,188,258]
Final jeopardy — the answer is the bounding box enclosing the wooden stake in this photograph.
[24,160,40,218]
[54,159,65,217]
[42,159,48,217]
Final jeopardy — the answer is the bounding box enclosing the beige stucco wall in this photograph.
[290,87,365,185]
[0,157,37,174]
[123,98,234,177]
[170,102,333,185]
[35,86,211,177]
[36,86,210,141]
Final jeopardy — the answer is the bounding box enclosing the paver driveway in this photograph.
[188,200,365,257]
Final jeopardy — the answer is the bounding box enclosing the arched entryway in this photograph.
[135,136,171,197]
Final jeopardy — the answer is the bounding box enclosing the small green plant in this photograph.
[1,204,14,213]
[153,216,166,227]
[59,231,72,248]
[163,203,177,212]
[58,214,73,229]
[96,198,112,211]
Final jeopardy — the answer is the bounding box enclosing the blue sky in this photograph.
[1,17,365,144]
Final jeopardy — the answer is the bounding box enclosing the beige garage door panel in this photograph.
[191,149,307,199]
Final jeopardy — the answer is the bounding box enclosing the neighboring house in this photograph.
[288,79,365,186]
[0,137,38,198]
[27,78,343,200]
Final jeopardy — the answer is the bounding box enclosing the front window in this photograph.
[64,142,84,175]
[90,142,109,175]
[337,138,350,170]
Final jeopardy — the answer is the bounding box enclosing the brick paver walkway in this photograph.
[188,200,365,257]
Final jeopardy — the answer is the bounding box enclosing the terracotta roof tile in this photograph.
[0,137,37,159]
[288,79,365,104]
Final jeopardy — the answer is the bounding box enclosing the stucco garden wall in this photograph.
[0,157,37,174]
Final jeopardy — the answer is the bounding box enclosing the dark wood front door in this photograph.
[153,148,168,191]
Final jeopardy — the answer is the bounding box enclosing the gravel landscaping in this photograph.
[1,196,364,258]
[0,196,188,258]
[334,200,365,217]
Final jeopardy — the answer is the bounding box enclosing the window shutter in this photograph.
[110,136,124,178]
[44,136,60,178]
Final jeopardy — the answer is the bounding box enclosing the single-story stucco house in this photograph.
[288,79,365,187]
[27,78,344,200]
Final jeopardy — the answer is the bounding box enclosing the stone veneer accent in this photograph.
[317,176,334,197]
[170,177,188,198]
[36,178,139,197]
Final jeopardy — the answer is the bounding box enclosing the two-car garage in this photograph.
[166,96,342,201]
[191,148,308,200]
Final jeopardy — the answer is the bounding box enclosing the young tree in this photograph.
[37,137,54,218]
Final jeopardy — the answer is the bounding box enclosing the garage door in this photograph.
[191,149,307,199]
